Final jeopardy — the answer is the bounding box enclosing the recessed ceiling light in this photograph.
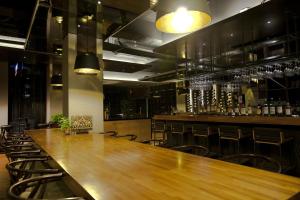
[230,33,234,37]
[267,20,272,24]
[0,42,24,49]
[97,1,101,5]
[0,35,26,43]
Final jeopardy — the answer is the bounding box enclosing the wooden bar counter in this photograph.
[153,114,300,127]
[26,129,300,200]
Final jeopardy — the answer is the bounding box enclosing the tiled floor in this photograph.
[0,154,10,200]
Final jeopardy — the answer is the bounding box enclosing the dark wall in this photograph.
[8,62,47,128]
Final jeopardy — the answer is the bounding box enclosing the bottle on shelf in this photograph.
[285,102,292,116]
[234,105,239,115]
[263,99,269,116]
[269,98,276,116]
[256,104,262,115]
[247,103,253,116]
[240,103,246,116]
[276,98,283,116]
[296,101,300,115]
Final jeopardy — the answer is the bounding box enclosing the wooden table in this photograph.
[27,129,300,200]
[153,114,300,127]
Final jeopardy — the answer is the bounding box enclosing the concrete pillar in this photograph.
[46,58,63,122]
[0,61,8,125]
[62,0,104,133]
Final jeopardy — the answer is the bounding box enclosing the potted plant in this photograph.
[50,114,64,128]
[59,117,71,134]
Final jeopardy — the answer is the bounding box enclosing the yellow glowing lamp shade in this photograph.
[156,0,212,33]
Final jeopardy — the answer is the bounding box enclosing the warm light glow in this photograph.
[172,7,194,33]
[50,83,63,87]
[0,35,26,43]
[55,16,63,24]
[74,68,100,74]
[156,7,211,33]
[0,42,24,49]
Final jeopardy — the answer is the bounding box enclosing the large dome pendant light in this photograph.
[155,0,212,34]
[74,16,100,75]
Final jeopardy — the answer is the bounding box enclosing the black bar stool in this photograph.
[151,120,167,146]
[192,124,218,152]
[252,127,294,170]
[170,123,189,146]
[218,126,251,155]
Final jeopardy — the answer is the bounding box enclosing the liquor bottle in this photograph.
[234,105,240,115]
[240,103,246,116]
[256,104,262,115]
[296,102,300,115]
[247,103,253,115]
[263,99,269,116]
[285,102,292,116]
[276,99,283,116]
[269,98,276,116]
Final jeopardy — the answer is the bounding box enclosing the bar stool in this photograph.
[252,127,294,169]
[151,120,167,146]
[218,126,251,155]
[192,124,218,152]
[170,123,189,146]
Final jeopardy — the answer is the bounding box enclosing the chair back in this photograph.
[218,126,240,139]
[171,123,185,134]
[253,127,283,143]
[6,158,59,184]
[192,124,209,136]
[152,120,165,132]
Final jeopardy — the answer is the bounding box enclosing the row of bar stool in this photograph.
[1,124,85,200]
[151,120,294,172]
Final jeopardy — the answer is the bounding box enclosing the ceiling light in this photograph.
[103,50,157,65]
[80,15,94,24]
[74,53,101,75]
[0,35,26,43]
[239,7,250,13]
[55,16,63,24]
[50,74,63,87]
[97,1,101,5]
[155,0,211,33]
[267,20,272,24]
[0,42,24,49]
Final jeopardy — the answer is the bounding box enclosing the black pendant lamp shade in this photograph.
[50,74,63,87]
[74,52,100,75]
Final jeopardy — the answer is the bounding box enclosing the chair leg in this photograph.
[207,136,210,152]
[237,140,240,154]
[219,138,222,155]
[279,145,282,166]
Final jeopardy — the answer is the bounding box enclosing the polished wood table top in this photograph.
[27,129,300,200]
[153,114,300,127]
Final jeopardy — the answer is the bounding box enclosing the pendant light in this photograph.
[155,0,212,34]
[74,15,100,75]
[50,74,63,87]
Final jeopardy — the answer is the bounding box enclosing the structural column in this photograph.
[0,60,8,125]
[62,0,104,133]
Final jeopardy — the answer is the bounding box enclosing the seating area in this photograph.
[0,124,85,200]
[148,120,296,174]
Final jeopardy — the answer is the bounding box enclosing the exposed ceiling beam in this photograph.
[102,0,149,15]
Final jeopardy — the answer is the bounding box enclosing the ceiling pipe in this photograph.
[24,0,40,50]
